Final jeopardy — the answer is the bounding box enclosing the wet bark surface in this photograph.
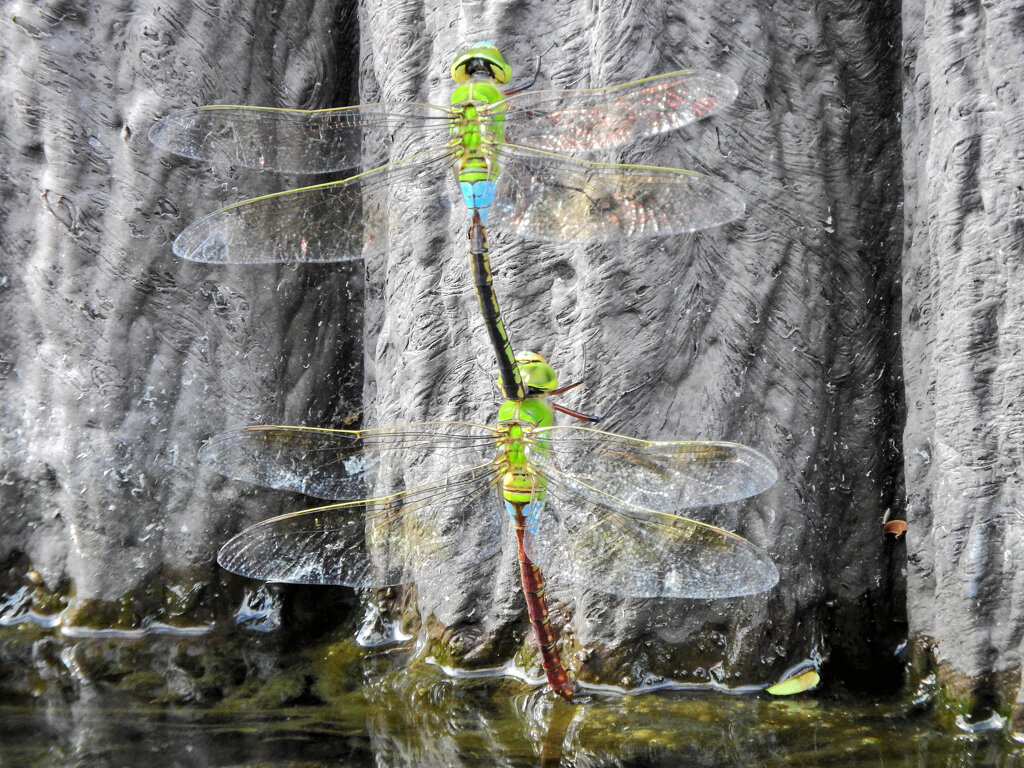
[0,0,1012,721]
[0,1,364,608]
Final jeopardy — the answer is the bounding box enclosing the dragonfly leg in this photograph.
[502,43,554,95]
[547,381,584,397]
[551,378,650,424]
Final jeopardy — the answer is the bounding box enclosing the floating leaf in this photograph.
[766,669,820,696]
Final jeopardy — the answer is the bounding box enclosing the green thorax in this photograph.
[450,80,506,183]
[497,395,555,431]
[495,395,553,506]
[495,351,559,509]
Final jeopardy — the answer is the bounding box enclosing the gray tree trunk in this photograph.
[0,0,1016,721]
[902,0,1024,727]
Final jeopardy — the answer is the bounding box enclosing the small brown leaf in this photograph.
[883,520,907,538]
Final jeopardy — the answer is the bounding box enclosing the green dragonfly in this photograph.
[150,42,745,399]
[204,352,778,700]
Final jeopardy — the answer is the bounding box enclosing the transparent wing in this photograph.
[523,486,778,598]
[502,70,738,153]
[520,427,777,597]
[200,422,499,501]
[172,146,455,263]
[150,103,452,174]
[488,144,744,241]
[528,427,777,511]
[218,460,506,587]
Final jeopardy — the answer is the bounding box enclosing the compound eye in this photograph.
[515,352,558,392]
[452,43,511,84]
[464,58,492,78]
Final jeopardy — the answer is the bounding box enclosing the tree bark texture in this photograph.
[902,0,1024,725]
[0,0,1009,716]
[0,0,363,612]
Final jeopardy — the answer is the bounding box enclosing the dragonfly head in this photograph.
[513,351,558,395]
[452,41,511,85]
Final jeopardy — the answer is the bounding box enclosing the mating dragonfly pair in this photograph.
[152,41,777,700]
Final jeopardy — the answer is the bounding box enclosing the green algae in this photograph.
[28,580,71,617]
[904,634,1022,736]
[0,566,225,634]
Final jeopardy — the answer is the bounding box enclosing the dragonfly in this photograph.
[150,42,745,400]
[203,352,778,700]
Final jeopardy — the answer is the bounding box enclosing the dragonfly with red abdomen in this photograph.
[204,353,778,700]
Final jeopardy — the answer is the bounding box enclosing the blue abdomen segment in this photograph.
[505,497,545,531]
[460,180,497,222]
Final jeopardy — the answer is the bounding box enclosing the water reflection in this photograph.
[3,658,1023,768]
[0,605,1016,768]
